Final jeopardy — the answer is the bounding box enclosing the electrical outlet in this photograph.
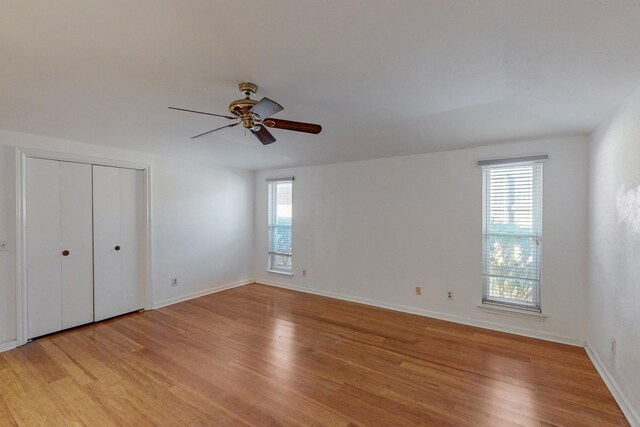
[171,278,178,287]
[447,291,454,300]
[611,338,616,354]
[0,241,7,251]
[415,287,422,295]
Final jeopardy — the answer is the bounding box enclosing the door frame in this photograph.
[15,147,153,346]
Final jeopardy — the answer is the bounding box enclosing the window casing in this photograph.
[482,161,543,311]
[267,179,293,274]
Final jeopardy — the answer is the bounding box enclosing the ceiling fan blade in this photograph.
[262,118,322,134]
[169,107,236,120]
[191,122,240,139]
[250,97,284,119]
[251,125,276,145]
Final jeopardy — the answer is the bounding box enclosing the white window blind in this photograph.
[267,179,293,273]
[482,161,543,311]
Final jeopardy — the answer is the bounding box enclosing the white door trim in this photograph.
[15,147,153,346]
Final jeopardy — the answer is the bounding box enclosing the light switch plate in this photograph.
[0,241,7,251]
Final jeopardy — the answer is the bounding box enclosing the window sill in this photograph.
[477,303,548,321]
[266,269,293,277]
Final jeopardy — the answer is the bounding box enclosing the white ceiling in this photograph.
[2,0,640,170]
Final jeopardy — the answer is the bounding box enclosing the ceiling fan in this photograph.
[169,82,322,145]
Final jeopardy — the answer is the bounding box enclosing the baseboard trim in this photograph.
[0,340,17,354]
[585,344,639,427]
[257,280,583,347]
[152,278,254,309]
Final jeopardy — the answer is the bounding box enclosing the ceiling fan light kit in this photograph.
[170,82,322,145]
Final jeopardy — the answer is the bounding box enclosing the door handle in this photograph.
[115,246,121,251]
[62,250,70,256]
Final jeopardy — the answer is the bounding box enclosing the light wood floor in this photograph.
[0,284,628,426]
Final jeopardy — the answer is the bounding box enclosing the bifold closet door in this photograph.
[93,165,145,321]
[26,158,93,339]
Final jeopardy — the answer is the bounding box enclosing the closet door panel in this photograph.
[26,158,62,339]
[93,166,122,321]
[60,162,94,329]
[118,168,145,315]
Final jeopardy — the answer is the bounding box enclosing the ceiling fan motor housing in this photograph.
[230,82,259,128]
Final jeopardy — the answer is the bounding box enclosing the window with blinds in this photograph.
[482,161,543,311]
[267,178,293,273]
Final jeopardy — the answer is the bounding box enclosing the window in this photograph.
[267,178,293,274]
[482,159,543,311]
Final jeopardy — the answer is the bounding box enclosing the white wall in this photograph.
[588,88,640,425]
[0,129,255,347]
[254,136,589,345]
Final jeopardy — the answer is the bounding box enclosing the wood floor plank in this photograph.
[0,283,629,426]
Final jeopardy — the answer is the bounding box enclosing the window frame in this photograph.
[481,160,544,313]
[266,177,294,275]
